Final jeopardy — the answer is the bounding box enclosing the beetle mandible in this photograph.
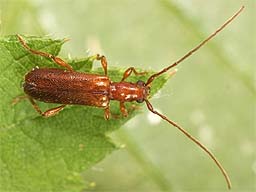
[15,6,244,189]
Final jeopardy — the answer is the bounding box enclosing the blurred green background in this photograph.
[0,0,254,191]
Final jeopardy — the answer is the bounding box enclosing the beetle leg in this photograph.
[128,104,141,112]
[110,104,140,119]
[17,34,73,71]
[96,54,108,75]
[121,67,147,82]
[104,104,127,120]
[12,95,29,105]
[104,106,110,120]
[42,105,66,117]
[120,102,128,117]
[27,97,66,117]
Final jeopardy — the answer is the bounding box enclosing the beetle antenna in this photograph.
[145,99,232,189]
[146,6,244,86]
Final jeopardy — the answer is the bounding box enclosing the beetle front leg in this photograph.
[109,103,141,119]
[96,54,108,75]
[27,97,66,117]
[17,34,73,71]
[107,102,127,119]
[121,67,147,82]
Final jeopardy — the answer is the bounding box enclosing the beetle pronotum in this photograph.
[15,6,244,189]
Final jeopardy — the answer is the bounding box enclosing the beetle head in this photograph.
[136,80,150,103]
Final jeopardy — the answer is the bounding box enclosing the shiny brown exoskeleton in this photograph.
[22,52,148,119]
[23,65,149,119]
[15,6,244,189]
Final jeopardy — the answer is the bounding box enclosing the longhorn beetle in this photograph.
[15,6,244,189]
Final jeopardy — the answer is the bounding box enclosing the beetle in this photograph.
[15,6,244,189]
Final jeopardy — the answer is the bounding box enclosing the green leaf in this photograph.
[0,35,170,191]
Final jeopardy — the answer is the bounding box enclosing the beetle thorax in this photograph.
[109,81,149,102]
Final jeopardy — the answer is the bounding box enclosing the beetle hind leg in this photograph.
[17,34,73,71]
[27,98,66,117]
[42,105,66,117]
[13,95,66,117]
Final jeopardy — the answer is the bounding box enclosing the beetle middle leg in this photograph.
[25,96,66,117]
[104,106,110,120]
[17,34,73,71]
[120,102,128,117]
[121,67,147,82]
[12,95,29,105]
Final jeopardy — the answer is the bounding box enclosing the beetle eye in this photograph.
[137,80,145,87]
[136,98,144,103]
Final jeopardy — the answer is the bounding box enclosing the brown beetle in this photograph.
[15,6,244,189]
